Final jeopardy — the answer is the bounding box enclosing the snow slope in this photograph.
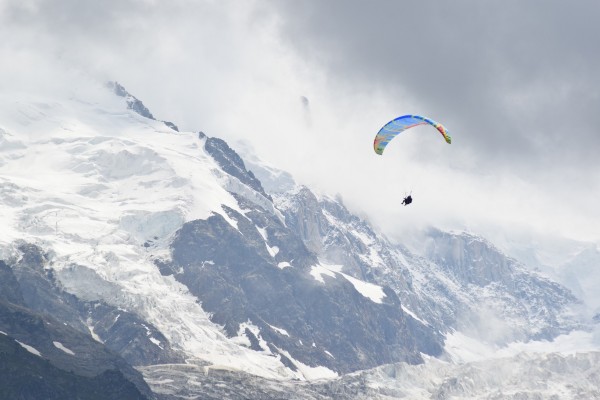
[0,89,303,379]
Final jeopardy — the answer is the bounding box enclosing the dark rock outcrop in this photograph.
[161,195,442,374]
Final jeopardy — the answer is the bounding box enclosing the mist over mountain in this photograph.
[0,82,598,399]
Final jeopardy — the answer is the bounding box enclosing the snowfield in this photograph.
[0,90,303,379]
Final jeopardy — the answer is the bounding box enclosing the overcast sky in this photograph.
[2,0,599,244]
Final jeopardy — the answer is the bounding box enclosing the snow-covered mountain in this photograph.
[265,182,581,344]
[0,82,597,399]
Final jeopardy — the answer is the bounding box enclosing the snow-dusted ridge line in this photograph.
[214,167,284,222]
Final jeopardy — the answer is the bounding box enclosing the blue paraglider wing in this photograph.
[373,115,451,155]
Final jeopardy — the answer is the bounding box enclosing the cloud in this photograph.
[2,0,599,242]
[259,0,600,242]
[266,1,600,172]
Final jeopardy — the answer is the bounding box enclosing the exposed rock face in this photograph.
[0,333,149,400]
[204,136,271,200]
[425,230,527,287]
[107,81,179,131]
[0,260,24,305]
[0,242,179,398]
[0,299,154,399]
[276,187,328,256]
[108,81,155,120]
[160,194,442,374]
[275,188,581,345]
[7,243,183,367]
[422,230,581,341]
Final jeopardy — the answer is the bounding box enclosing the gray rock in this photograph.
[107,81,155,120]
[204,136,271,200]
[6,242,184,367]
[163,195,442,374]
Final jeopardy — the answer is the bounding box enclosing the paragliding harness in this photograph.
[402,192,413,206]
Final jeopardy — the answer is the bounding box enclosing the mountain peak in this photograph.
[107,81,179,131]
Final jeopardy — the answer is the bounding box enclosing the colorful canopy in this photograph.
[373,115,451,155]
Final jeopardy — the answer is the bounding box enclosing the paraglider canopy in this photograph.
[374,115,451,155]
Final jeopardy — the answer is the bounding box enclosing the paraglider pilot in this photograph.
[402,194,412,206]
